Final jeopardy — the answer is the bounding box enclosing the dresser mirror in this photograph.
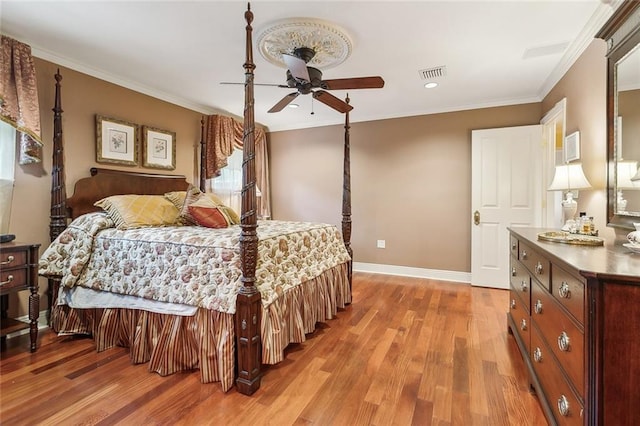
[597,1,640,230]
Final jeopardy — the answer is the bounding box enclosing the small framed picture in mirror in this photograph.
[564,131,580,162]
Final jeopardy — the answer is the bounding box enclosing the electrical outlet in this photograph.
[377,239,386,249]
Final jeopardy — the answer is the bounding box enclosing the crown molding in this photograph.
[538,2,617,98]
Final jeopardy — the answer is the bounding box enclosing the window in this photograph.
[0,121,17,233]
[210,148,243,215]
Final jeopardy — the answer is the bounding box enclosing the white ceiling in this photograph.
[1,0,616,132]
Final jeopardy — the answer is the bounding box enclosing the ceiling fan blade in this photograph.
[312,90,354,113]
[283,54,310,83]
[268,92,300,113]
[221,82,289,88]
[321,76,385,90]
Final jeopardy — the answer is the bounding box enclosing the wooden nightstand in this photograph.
[0,242,41,352]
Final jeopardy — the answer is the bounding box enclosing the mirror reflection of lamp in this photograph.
[548,163,592,231]
[616,160,639,212]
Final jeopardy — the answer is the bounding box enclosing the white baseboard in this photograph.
[353,262,471,284]
[5,310,49,339]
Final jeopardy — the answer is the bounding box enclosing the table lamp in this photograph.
[617,160,639,211]
[548,163,592,231]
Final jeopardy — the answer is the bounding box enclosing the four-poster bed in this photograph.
[40,4,355,395]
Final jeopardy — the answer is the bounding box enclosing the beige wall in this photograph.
[269,104,541,273]
[9,58,206,316]
[7,36,612,318]
[541,39,612,238]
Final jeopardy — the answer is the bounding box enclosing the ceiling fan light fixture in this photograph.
[257,18,352,70]
[288,103,300,109]
[424,82,438,89]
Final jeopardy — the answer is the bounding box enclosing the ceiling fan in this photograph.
[222,47,385,114]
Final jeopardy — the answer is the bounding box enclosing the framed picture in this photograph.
[142,126,176,170]
[564,131,580,162]
[96,115,139,166]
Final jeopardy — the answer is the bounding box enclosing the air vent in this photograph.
[419,65,447,80]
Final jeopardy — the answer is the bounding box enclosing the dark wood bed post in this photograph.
[342,95,353,289]
[235,2,262,396]
[199,116,206,192]
[48,69,67,324]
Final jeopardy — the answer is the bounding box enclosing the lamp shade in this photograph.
[548,164,592,191]
[617,161,639,189]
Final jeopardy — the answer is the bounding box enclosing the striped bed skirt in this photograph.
[51,262,351,392]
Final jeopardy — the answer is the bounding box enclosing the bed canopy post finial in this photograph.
[199,116,206,192]
[342,94,353,288]
[235,1,262,396]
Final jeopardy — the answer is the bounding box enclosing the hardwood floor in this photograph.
[0,273,547,425]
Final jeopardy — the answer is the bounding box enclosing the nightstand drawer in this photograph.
[0,268,27,292]
[0,250,27,270]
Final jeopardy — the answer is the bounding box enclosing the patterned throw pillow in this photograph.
[94,195,180,230]
[187,206,230,228]
[177,184,241,225]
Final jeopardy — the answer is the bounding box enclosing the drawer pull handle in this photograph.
[521,250,527,259]
[511,241,517,250]
[557,395,570,417]
[520,318,527,331]
[0,275,14,287]
[0,255,15,266]
[558,331,570,352]
[510,299,516,309]
[558,282,571,299]
[533,347,543,362]
[534,299,543,314]
[520,280,528,292]
[511,267,517,277]
[535,262,543,275]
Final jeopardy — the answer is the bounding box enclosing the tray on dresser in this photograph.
[537,231,604,246]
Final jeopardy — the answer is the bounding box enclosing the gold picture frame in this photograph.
[96,115,139,166]
[142,126,176,170]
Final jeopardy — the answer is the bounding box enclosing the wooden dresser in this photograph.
[507,228,640,426]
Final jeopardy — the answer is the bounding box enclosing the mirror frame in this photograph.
[596,1,640,231]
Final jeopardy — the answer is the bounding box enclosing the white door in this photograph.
[471,125,542,288]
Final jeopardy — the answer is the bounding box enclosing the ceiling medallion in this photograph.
[257,18,353,69]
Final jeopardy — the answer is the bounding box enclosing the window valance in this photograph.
[0,35,42,164]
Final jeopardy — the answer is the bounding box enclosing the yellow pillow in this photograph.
[192,196,240,225]
[165,187,224,210]
[95,195,180,230]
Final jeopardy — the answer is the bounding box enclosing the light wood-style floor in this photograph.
[1,273,547,425]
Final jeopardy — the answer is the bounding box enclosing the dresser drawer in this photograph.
[551,264,584,325]
[509,288,531,355]
[0,249,28,271]
[519,241,550,291]
[531,325,584,425]
[531,280,584,394]
[510,235,519,257]
[510,257,531,313]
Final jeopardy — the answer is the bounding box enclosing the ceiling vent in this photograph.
[419,65,447,80]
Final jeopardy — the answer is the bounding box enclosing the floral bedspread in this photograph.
[39,213,351,314]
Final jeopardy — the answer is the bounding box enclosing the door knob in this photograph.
[473,210,480,225]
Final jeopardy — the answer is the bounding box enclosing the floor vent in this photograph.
[419,65,447,80]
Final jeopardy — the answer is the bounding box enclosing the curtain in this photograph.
[0,35,42,165]
[203,114,271,219]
